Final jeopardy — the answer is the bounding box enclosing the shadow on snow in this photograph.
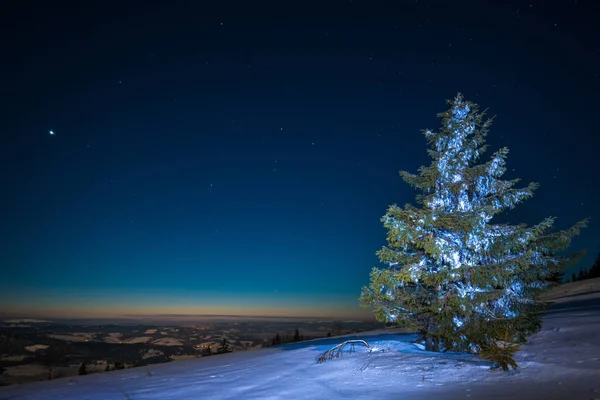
[272,332,487,366]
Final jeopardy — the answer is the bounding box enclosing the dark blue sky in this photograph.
[1,0,598,319]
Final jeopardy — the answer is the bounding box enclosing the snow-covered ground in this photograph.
[543,277,600,301]
[1,286,599,399]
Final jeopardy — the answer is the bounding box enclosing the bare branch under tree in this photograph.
[317,340,373,363]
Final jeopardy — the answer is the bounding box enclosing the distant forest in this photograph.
[569,250,600,282]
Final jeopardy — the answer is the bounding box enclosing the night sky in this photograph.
[1,1,598,320]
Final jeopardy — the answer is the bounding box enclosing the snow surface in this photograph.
[543,277,600,301]
[2,289,599,399]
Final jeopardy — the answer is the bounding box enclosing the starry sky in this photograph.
[1,0,598,320]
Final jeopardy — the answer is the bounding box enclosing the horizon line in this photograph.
[0,312,376,322]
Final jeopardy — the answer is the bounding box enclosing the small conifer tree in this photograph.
[78,362,88,375]
[272,333,282,346]
[360,94,587,370]
[217,338,231,354]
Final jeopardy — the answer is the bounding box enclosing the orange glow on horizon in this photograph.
[1,301,372,320]
[1,288,374,320]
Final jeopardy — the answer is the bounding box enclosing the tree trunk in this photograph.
[425,335,433,351]
[425,316,439,352]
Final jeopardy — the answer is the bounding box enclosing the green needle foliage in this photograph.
[360,94,587,370]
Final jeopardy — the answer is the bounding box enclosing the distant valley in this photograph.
[0,317,380,386]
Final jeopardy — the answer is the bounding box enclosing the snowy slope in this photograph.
[543,277,600,301]
[1,291,599,400]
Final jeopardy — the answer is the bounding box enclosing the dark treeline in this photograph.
[268,325,346,346]
[270,329,304,346]
[570,250,600,282]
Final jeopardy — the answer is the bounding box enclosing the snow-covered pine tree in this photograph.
[360,94,587,370]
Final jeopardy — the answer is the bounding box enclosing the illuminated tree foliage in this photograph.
[360,94,587,370]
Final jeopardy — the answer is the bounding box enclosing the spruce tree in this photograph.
[79,362,88,375]
[360,94,587,370]
[217,338,231,354]
[272,333,282,346]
